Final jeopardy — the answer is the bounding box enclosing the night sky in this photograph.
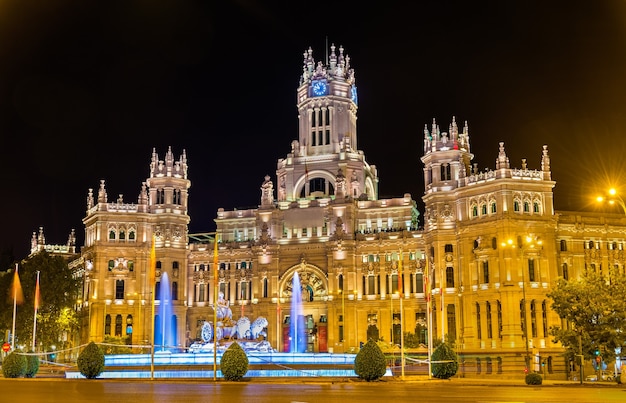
[2,1,626,260]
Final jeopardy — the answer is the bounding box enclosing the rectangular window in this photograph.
[198,284,205,302]
[446,267,454,288]
[476,303,481,340]
[482,261,489,284]
[115,280,124,300]
[486,302,493,339]
[528,259,535,282]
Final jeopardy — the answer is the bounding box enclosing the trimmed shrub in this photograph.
[431,342,459,379]
[354,339,387,381]
[77,341,105,379]
[24,351,40,378]
[2,351,27,378]
[220,342,249,381]
[525,372,542,385]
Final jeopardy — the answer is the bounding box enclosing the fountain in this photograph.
[65,271,373,379]
[290,271,307,353]
[155,272,176,352]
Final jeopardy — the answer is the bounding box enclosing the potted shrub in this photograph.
[25,351,40,378]
[354,339,387,381]
[525,372,543,385]
[431,342,459,379]
[220,342,249,381]
[2,351,27,378]
[77,341,105,379]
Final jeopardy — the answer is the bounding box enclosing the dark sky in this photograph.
[2,1,626,260]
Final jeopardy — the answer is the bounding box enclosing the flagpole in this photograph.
[399,250,404,380]
[12,263,18,350]
[440,265,445,341]
[425,256,433,379]
[149,234,156,380]
[213,232,219,381]
[32,271,40,351]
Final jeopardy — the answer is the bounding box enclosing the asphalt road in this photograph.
[1,378,624,403]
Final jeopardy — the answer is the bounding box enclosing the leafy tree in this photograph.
[77,341,105,379]
[354,339,387,381]
[220,342,249,381]
[547,269,626,363]
[0,251,80,353]
[431,342,458,379]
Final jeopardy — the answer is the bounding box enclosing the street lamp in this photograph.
[597,188,626,215]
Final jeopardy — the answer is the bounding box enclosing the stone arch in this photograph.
[279,262,328,301]
[292,169,337,200]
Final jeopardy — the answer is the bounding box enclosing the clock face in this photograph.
[312,80,327,96]
[351,86,358,104]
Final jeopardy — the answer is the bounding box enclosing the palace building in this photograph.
[66,44,626,378]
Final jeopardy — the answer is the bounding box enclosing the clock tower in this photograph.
[276,44,376,202]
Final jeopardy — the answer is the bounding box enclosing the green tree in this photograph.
[547,269,626,363]
[0,252,81,353]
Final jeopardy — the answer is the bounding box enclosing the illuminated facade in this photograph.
[69,45,626,378]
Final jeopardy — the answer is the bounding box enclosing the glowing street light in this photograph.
[597,188,626,215]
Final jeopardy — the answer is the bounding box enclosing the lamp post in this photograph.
[390,292,394,345]
[597,188,626,215]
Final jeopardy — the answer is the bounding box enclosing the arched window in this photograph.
[115,314,123,337]
[514,200,520,212]
[105,315,111,336]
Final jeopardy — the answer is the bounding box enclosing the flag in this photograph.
[11,265,24,305]
[34,272,40,311]
[149,234,156,286]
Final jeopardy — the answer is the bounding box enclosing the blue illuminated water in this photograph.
[155,272,175,351]
[63,352,381,379]
[290,272,306,353]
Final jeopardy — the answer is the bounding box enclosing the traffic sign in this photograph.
[2,342,10,352]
